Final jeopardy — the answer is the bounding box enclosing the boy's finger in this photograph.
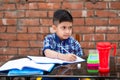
[70,55,77,61]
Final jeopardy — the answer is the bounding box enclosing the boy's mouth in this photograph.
[63,35,70,38]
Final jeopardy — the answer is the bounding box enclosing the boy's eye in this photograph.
[61,26,66,29]
[63,26,66,29]
[69,26,72,29]
[61,26,72,30]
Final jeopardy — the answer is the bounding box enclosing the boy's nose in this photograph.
[66,29,70,33]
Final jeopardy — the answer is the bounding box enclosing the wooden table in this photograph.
[0,56,120,80]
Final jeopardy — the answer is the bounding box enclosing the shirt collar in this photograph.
[54,33,69,44]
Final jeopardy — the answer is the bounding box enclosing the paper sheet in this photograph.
[28,56,85,64]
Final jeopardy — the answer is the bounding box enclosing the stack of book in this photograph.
[0,56,85,76]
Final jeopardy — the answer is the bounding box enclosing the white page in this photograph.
[28,56,64,64]
[28,56,85,64]
[0,58,29,71]
[65,56,85,64]
[23,60,55,72]
[0,58,55,72]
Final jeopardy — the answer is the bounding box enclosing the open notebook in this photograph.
[27,56,85,64]
[0,58,55,76]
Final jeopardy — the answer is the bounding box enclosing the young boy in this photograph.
[42,9,83,80]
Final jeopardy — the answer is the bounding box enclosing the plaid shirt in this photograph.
[42,33,83,57]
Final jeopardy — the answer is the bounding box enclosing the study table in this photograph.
[0,56,120,80]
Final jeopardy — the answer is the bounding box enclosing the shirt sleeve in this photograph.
[72,39,83,57]
[42,36,52,56]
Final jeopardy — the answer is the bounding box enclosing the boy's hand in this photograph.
[63,54,77,61]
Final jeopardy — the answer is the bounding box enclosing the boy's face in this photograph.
[53,21,73,40]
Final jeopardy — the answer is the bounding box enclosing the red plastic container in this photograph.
[97,42,116,73]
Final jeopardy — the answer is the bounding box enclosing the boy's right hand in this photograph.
[62,54,77,61]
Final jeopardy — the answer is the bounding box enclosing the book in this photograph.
[27,56,85,64]
[0,58,55,73]
[8,68,44,76]
[0,55,85,76]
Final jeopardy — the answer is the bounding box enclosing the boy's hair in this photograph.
[53,9,73,25]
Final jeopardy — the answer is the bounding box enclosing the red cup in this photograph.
[97,42,116,73]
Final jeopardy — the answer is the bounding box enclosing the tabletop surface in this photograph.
[42,56,120,78]
[0,56,120,79]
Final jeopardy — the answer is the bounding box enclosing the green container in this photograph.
[87,69,98,73]
[87,53,99,73]
[87,53,99,64]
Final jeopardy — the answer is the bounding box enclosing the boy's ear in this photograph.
[50,25,56,33]
[52,25,57,31]
[52,25,56,29]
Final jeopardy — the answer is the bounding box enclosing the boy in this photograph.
[42,9,83,80]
